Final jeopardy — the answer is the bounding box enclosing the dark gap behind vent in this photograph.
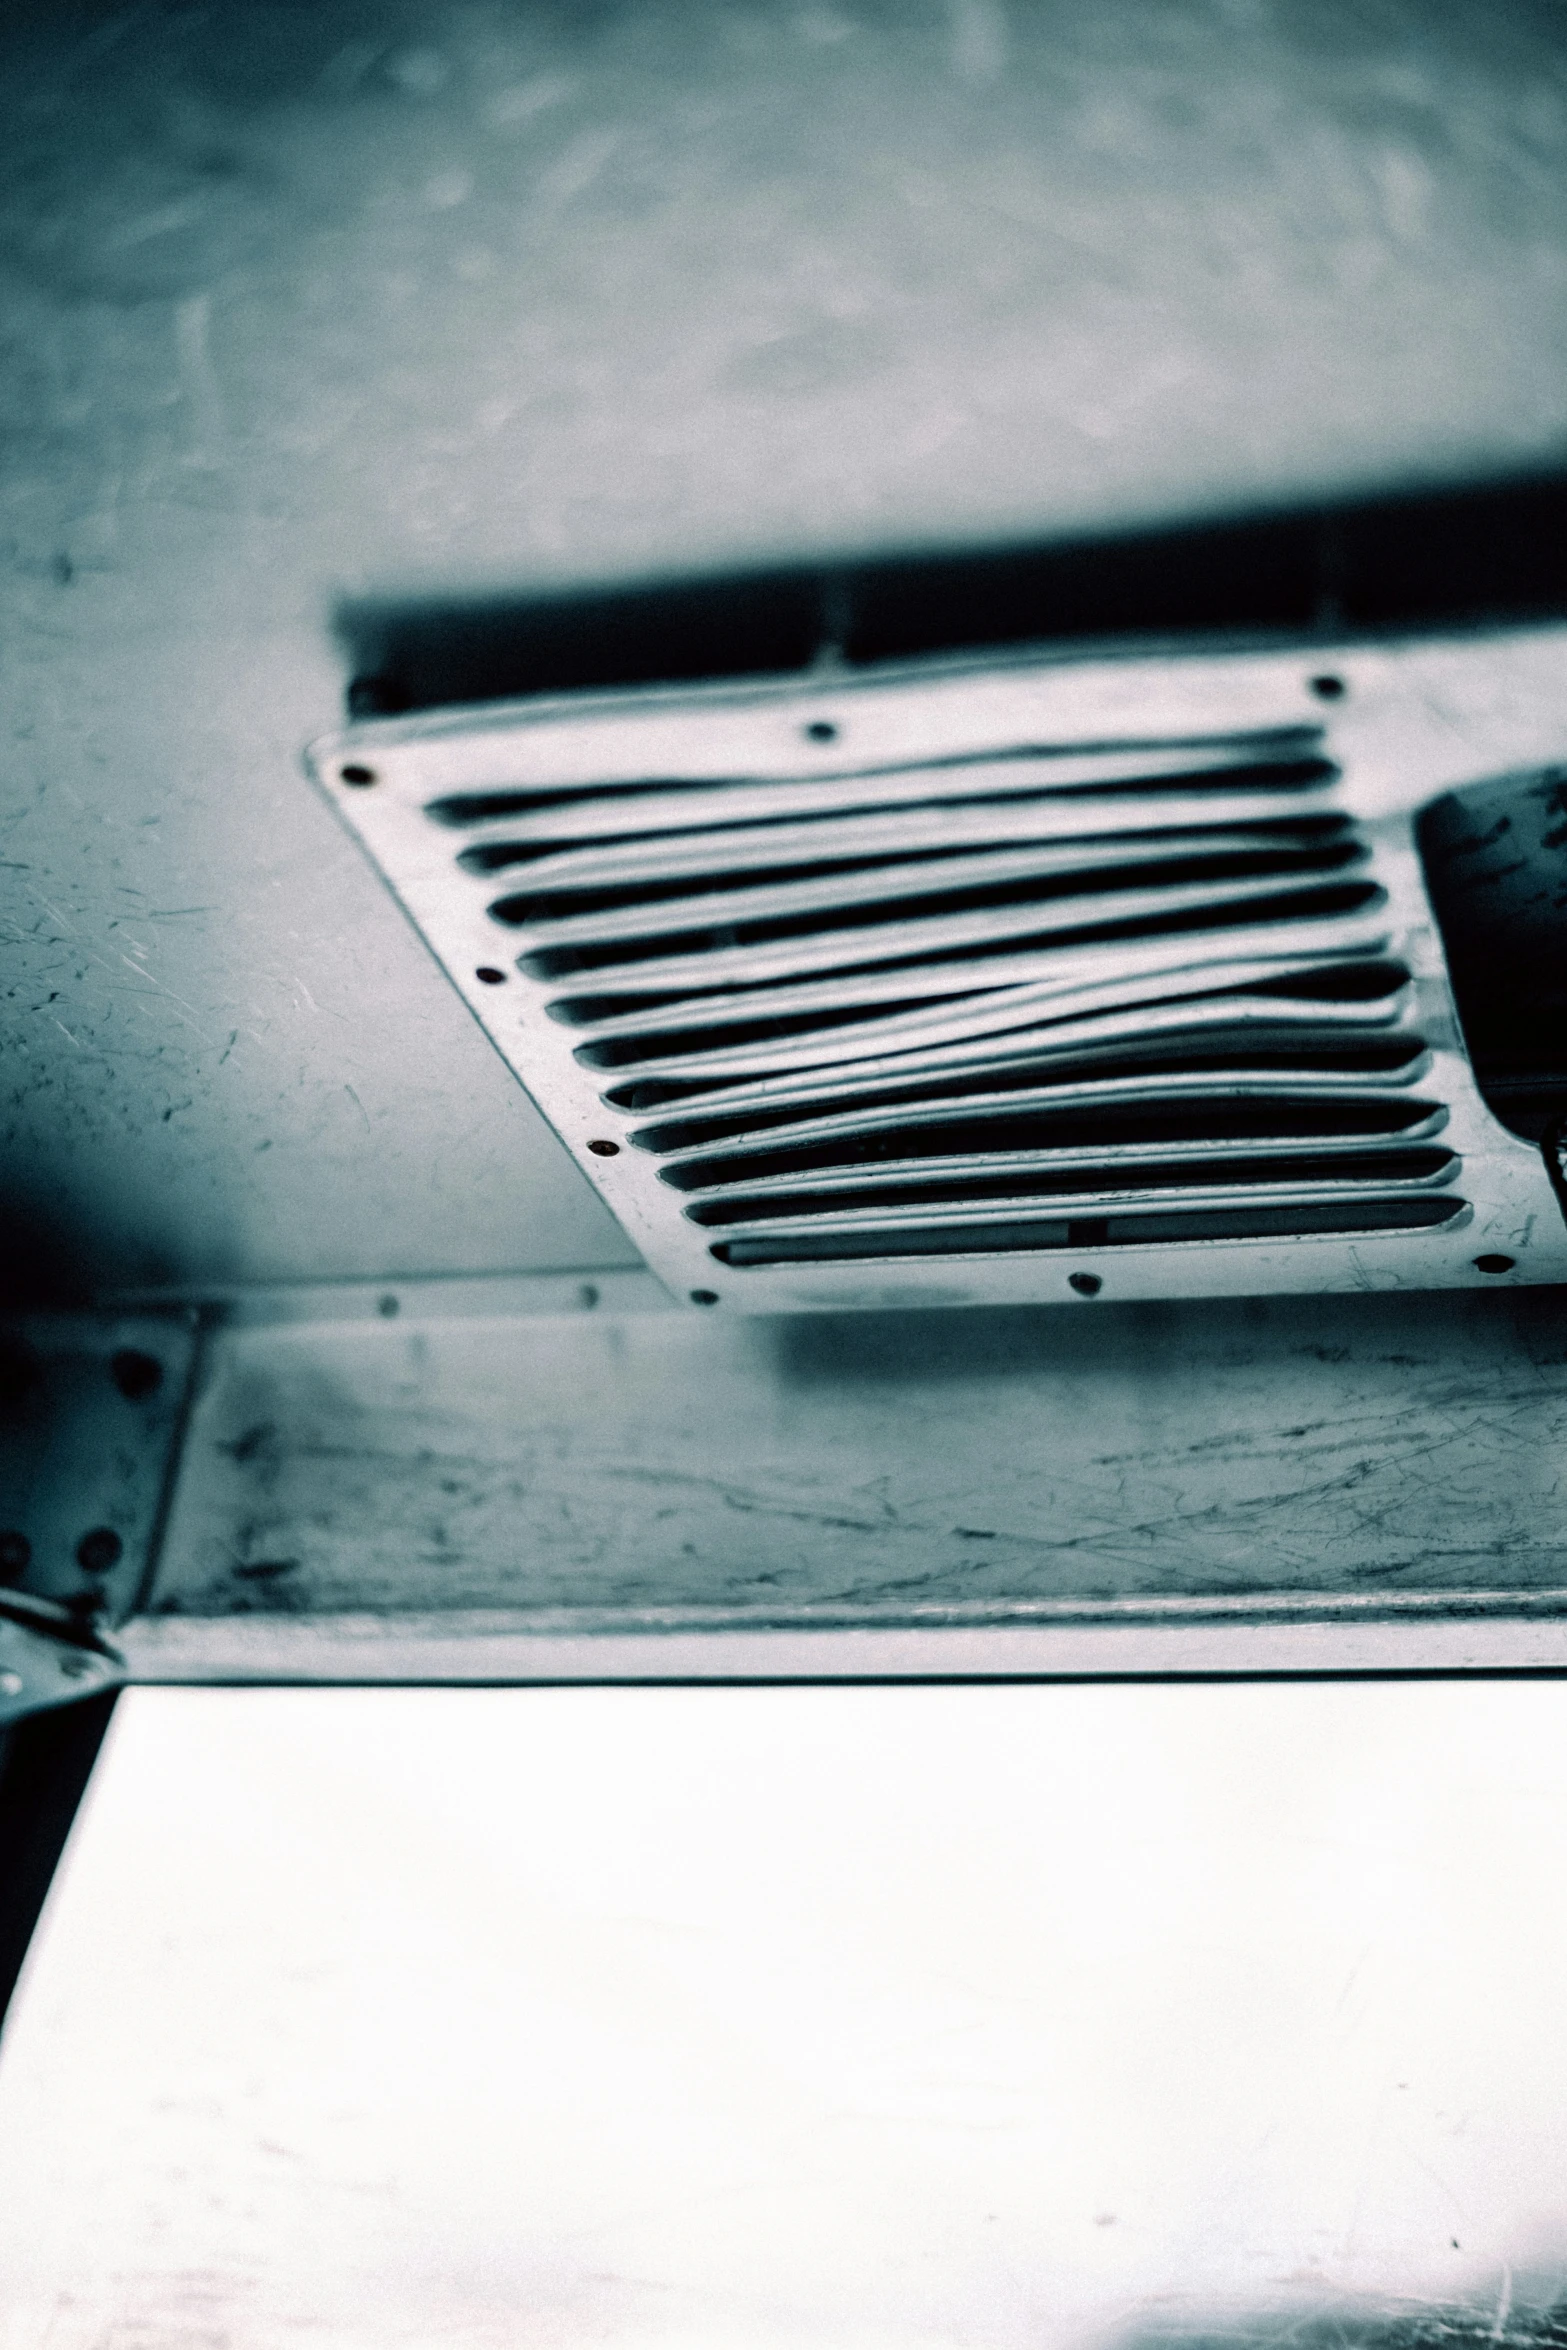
[429,750,1337,831]
[457,807,1350,879]
[664,1106,1444,1193]
[1418,765,1567,1142]
[685,1145,1456,1225]
[557,955,1406,1034]
[711,1195,1468,1265]
[340,472,1567,716]
[626,1036,1428,1141]
[617,1037,1427,1120]
[545,878,1381,996]
[491,831,1362,930]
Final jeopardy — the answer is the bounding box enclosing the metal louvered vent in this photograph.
[310,636,1567,1311]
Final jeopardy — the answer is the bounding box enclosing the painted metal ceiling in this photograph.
[5,0,1567,1304]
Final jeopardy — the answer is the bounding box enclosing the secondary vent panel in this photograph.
[310,638,1567,1311]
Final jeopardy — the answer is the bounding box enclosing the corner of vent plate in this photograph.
[307,629,1567,1312]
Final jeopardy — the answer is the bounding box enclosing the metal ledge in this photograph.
[56,1275,1567,1679]
[119,1593,1567,1684]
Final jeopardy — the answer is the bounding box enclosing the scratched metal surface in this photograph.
[5,1,1567,1297]
[133,1282,1567,1661]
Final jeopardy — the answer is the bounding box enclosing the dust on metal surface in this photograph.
[138,1282,1567,1649]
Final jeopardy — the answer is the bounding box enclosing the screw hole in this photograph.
[377,1293,400,1318]
[804,720,838,743]
[340,762,378,786]
[110,1348,163,1401]
[1068,1271,1103,1297]
[690,1288,720,1306]
[587,1138,620,1157]
[76,1527,123,1574]
[1308,674,1345,702]
[1474,1253,1516,1275]
[475,966,507,985]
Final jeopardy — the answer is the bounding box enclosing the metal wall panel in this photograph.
[117,1277,1567,1677]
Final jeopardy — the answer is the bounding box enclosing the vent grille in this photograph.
[427,723,1451,1265]
[315,638,1567,1309]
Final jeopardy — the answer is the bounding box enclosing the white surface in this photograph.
[1,1685,1565,2349]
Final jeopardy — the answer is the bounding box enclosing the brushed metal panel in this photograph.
[136,1282,1567,1667]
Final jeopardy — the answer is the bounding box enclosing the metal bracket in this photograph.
[0,1312,199,1636]
[0,1591,123,1725]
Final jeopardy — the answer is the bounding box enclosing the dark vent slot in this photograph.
[554,939,1399,1033]
[1247,960,1408,1002]
[427,739,1335,830]
[498,838,1365,942]
[612,1037,1428,1119]
[627,1047,1428,1141]
[461,805,1349,877]
[584,958,1410,1077]
[532,880,1383,986]
[685,1147,1458,1226]
[464,812,1351,900]
[579,995,1388,1076]
[662,1104,1445,1192]
[711,1195,1469,1266]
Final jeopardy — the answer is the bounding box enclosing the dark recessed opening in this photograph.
[336,472,1567,716]
[475,966,508,985]
[340,763,377,786]
[1418,767,1567,1142]
[710,1194,1467,1265]
[1474,1253,1517,1274]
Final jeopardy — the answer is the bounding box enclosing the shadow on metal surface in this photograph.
[336,472,1567,717]
[0,1691,117,2039]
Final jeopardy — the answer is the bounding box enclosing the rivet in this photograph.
[75,1527,123,1574]
[110,1348,163,1401]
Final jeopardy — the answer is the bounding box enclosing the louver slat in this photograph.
[317,645,1567,1308]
